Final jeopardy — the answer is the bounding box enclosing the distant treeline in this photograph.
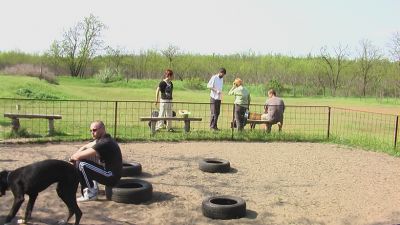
[0,50,399,98]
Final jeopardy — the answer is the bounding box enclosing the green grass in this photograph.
[0,74,399,155]
[0,75,398,112]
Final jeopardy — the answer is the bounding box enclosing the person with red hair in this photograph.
[155,69,175,132]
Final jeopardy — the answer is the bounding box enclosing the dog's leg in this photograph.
[23,193,38,223]
[57,183,82,225]
[5,194,25,224]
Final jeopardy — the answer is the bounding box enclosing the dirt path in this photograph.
[1,142,400,225]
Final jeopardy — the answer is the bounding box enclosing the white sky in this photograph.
[1,0,399,57]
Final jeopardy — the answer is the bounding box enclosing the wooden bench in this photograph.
[4,113,62,135]
[140,117,202,135]
[247,119,282,133]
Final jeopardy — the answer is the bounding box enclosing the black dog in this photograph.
[0,159,82,225]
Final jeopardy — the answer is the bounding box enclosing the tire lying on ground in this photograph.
[199,158,230,173]
[202,195,246,219]
[106,179,152,204]
[122,162,142,177]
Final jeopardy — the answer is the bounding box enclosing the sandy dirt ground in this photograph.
[1,142,400,225]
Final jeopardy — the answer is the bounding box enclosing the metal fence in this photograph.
[0,98,398,151]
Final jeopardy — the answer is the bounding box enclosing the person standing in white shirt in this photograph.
[207,68,226,131]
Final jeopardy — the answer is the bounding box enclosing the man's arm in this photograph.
[70,148,98,161]
[76,140,97,152]
[207,76,220,93]
[206,76,214,89]
[155,87,160,106]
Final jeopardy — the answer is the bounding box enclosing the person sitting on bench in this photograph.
[262,89,285,132]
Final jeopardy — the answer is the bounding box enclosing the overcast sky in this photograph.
[1,0,399,57]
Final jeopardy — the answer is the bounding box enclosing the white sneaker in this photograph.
[93,180,99,192]
[77,188,98,202]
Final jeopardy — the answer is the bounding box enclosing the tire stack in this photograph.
[106,162,153,204]
[107,178,152,204]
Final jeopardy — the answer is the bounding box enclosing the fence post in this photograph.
[394,115,399,149]
[114,101,118,139]
[327,107,331,139]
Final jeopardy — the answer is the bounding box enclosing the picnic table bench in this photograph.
[140,116,202,135]
[247,119,282,132]
[4,113,62,135]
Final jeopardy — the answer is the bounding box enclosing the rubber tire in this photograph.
[199,158,230,173]
[122,162,142,177]
[202,195,246,220]
[105,185,112,200]
[109,179,152,204]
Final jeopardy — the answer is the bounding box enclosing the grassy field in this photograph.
[0,74,399,155]
[1,75,399,114]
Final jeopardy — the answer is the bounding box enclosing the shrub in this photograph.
[16,87,60,100]
[182,77,205,90]
[6,128,33,138]
[264,79,284,95]
[95,67,123,83]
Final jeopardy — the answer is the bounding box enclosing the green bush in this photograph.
[95,67,123,83]
[264,79,284,95]
[16,87,60,99]
[6,128,39,138]
[182,77,205,90]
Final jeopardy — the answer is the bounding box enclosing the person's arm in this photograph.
[70,148,98,161]
[155,87,160,106]
[228,83,237,95]
[248,94,251,109]
[207,76,220,93]
[264,104,268,113]
[76,140,96,152]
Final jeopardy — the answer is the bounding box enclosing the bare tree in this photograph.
[388,31,400,91]
[161,44,183,80]
[56,14,106,77]
[388,31,400,65]
[355,39,382,97]
[106,46,125,69]
[45,41,64,75]
[161,44,179,67]
[311,58,328,96]
[320,44,349,96]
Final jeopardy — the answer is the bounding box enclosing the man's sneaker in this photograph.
[77,188,98,202]
[168,128,175,132]
[93,180,99,193]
